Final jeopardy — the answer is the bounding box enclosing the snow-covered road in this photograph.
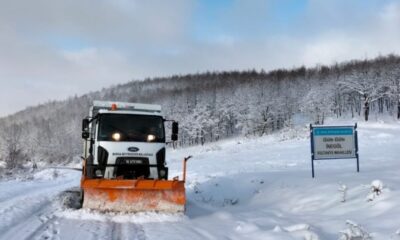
[0,170,152,240]
[1,121,400,239]
[0,171,78,240]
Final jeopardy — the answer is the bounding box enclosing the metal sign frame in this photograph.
[310,124,359,178]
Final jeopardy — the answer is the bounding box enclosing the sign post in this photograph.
[310,124,359,178]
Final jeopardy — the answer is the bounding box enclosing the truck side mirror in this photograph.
[82,118,90,139]
[171,122,179,141]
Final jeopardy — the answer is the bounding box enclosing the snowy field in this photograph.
[1,120,400,240]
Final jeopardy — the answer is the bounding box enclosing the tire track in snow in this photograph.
[0,201,57,240]
[26,216,59,240]
[0,173,78,240]
[0,189,73,237]
[124,223,146,240]
[111,222,121,240]
[56,219,108,240]
[110,222,146,240]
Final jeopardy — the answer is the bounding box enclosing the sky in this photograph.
[0,0,399,116]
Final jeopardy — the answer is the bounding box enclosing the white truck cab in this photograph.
[82,101,178,180]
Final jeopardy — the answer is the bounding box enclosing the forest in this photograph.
[1,54,399,169]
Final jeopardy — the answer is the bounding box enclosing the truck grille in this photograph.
[114,157,150,179]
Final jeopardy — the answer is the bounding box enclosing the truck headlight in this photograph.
[147,134,156,142]
[112,132,121,141]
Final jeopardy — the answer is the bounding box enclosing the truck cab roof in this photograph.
[90,101,162,117]
[98,109,163,116]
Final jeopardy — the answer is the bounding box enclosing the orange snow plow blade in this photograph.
[81,178,185,212]
[80,157,190,213]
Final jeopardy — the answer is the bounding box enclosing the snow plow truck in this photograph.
[80,101,189,212]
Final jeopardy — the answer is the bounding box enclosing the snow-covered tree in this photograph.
[1,123,25,169]
[339,61,389,121]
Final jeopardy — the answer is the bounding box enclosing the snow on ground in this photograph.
[0,120,400,239]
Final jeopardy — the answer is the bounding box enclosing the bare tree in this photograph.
[2,123,24,169]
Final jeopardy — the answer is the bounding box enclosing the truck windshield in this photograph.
[97,114,165,143]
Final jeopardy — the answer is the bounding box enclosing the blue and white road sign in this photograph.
[313,127,356,159]
[310,124,359,178]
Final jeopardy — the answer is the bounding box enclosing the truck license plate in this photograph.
[124,159,143,164]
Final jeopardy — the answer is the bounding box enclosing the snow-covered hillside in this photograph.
[0,121,399,240]
[1,55,399,168]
